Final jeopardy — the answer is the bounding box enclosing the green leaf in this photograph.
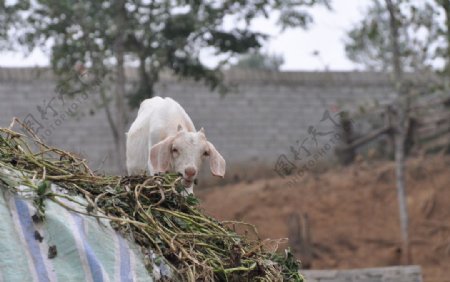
[37,180,50,196]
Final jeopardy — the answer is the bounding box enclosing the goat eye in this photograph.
[172,148,178,153]
[203,151,209,157]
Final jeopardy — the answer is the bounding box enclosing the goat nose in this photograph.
[185,167,196,178]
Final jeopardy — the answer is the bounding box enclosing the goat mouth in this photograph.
[181,178,196,187]
[182,178,192,185]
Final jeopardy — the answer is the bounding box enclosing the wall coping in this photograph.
[302,265,422,282]
[0,67,432,87]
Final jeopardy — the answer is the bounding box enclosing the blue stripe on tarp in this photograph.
[118,235,131,282]
[72,214,104,282]
[14,197,50,282]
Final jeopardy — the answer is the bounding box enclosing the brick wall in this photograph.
[0,68,397,174]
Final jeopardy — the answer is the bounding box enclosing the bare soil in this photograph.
[198,155,450,282]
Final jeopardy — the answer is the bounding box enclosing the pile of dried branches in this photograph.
[0,119,303,281]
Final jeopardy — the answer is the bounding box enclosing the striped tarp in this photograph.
[0,188,154,282]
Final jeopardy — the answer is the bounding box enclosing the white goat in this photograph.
[126,96,226,194]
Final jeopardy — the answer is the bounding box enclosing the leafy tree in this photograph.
[3,0,330,172]
[345,0,449,72]
[233,51,284,71]
[345,0,450,264]
[0,0,29,50]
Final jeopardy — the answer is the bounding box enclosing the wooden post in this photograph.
[288,212,312,269]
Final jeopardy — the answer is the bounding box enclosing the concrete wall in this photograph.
[302,266,422,282]
[0,68,397,174]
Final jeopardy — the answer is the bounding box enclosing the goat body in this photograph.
[126,97,225,194]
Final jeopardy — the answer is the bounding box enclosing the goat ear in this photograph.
[207,141,226,178]
[150,136,174,173]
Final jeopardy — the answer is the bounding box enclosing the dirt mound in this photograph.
[198,155,450,282]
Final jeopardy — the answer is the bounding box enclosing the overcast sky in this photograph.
[0,0,369,71]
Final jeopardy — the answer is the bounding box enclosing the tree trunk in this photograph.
[386,0,410,264]
[443,0,450,73]
[113,0,127,174]
[394,102,410,264]
[441,0,450,152]
[386,0,402,79]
